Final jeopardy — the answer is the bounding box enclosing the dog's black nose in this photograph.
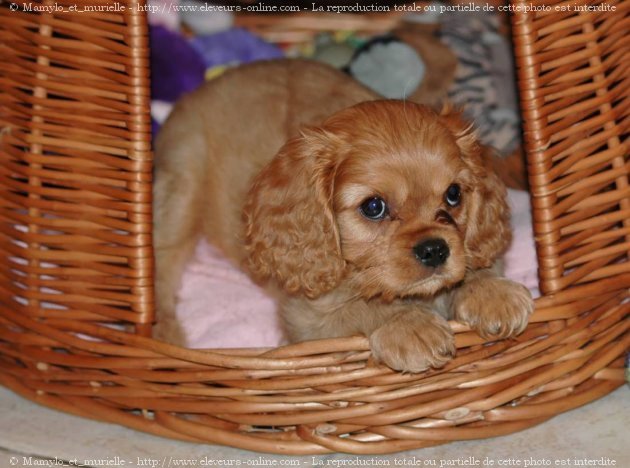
[414,238,450,268]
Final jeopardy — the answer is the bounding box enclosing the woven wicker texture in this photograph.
[513,0,630,294]
[0,0,628,455]
[234,10,407,44]
[0,0,154,334]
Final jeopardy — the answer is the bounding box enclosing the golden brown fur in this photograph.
[154,59,533,372]
[153,60,378,343]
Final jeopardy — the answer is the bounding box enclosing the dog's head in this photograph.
[244,101,511,301]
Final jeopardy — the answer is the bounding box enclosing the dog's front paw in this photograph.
[454,277,533,340]
[369,312,455,373]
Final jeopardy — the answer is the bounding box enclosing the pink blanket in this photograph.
[175,189,539,349]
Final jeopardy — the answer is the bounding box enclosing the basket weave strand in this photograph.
[0,0,628,455]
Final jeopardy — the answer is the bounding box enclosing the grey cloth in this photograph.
[439,8,522,155]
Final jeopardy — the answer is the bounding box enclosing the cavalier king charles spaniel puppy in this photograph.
[154,60,533,372]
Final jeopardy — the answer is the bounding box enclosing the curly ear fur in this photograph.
[465,159,512,269]
[243,128,346,298]
[441,108,512,269]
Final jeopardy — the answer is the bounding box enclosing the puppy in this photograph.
[154,60,533,372]
[153,60,378,343]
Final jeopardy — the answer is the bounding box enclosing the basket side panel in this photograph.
[0,1,154,334]
[511,0,629,294]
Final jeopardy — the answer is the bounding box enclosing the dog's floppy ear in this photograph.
[441,108,512,269]
[243,127,346,298]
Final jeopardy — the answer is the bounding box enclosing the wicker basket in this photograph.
[0,0,627,455]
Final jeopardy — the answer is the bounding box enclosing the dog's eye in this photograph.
[445,184,461,207]
[360,196,388,220]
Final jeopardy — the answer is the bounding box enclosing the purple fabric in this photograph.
[150,25,206,102]
[190,28,283,68]
[151,118,160,142]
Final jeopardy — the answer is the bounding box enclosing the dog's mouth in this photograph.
[404,271,461,297]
